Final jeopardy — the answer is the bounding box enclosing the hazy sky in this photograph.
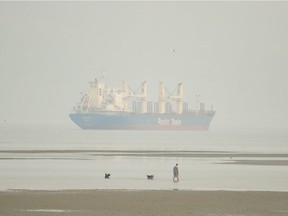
[0,1,288,129]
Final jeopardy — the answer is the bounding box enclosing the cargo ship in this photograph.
[69,77,215,130]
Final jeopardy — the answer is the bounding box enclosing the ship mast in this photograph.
[122,80,129,111]
[126,81,147,113]
[168,82,183,114]
[140,81,147,113]
[158,82,166,114]
[158,82,183,114]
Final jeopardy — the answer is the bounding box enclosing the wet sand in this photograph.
[1,149,288,159]
[1,190,288,216]
[225,160,288,166]
[2,150,288,167]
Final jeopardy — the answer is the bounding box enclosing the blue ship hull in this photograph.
[69,111,215,130]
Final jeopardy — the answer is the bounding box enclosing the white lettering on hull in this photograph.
[158,118,181,126]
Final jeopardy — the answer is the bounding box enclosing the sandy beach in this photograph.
[1,190,288,216]
[1,129,288,215]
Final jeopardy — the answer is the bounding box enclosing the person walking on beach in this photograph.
[173,163,179,182]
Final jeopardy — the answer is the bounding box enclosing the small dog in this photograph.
[105,173,111,179]
[146,175,154,180]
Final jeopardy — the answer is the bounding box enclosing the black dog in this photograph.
[146,175,154,180]
[105,173,111,179]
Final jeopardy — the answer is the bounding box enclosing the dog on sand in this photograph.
[146,175,154,180]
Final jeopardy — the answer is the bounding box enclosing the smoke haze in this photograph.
[1,1,288,129]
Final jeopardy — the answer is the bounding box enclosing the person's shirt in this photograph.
[173,166,178,174]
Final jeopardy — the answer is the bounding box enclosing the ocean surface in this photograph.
[0,125,288,191]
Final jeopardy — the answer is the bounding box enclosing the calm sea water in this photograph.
[0,125,288,191]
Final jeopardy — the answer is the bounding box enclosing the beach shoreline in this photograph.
[1,189,288,216]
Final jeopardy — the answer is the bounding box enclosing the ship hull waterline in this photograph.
[69,112,215,131]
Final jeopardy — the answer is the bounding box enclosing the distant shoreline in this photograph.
[1,190,288,216]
